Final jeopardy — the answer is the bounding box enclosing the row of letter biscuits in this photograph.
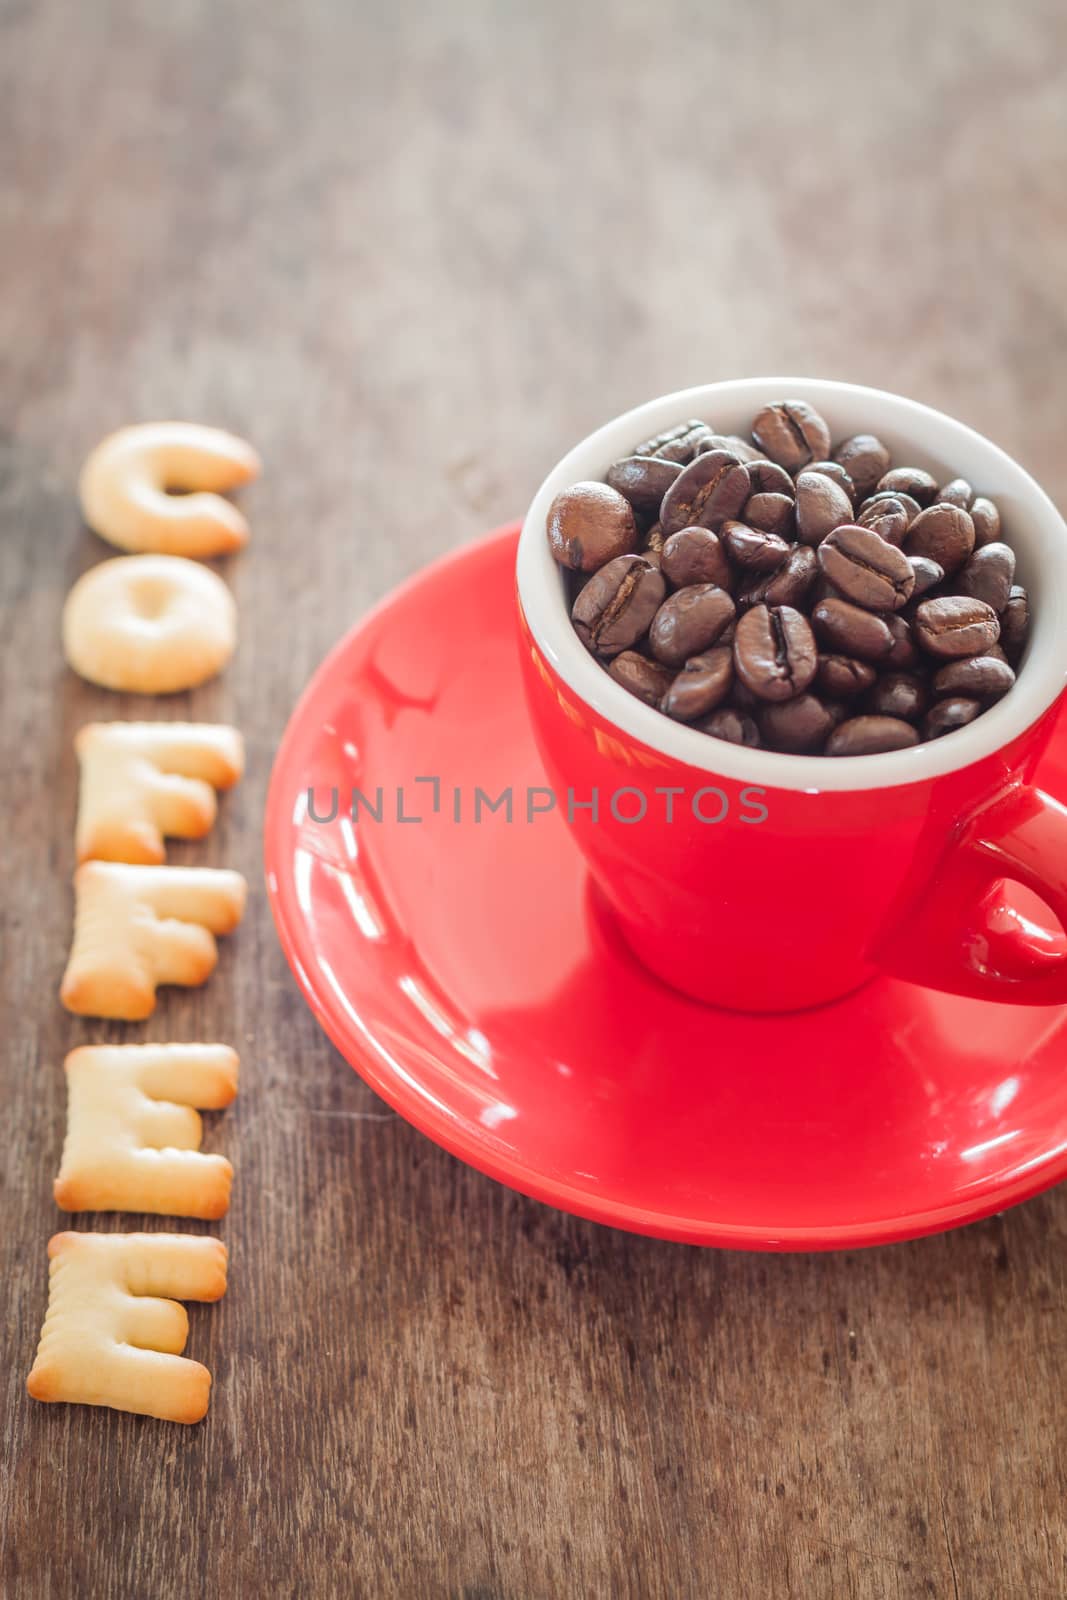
[29,427,257,1424]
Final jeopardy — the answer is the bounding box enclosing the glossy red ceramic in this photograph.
[264,526,1067,1249]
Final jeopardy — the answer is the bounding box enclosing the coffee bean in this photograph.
[760,694,843,753]
[659,450,751,535]
[817,654,877,699]
[914,595,999,659]
[746,459,795,496]
[701,433,761,462]
[608,651,676,706]
[750,400,830,471]
[956,542,1015,614]
[826,716,920,755]
[698,708,761,746]
[970,496,1001,547]
[572,555,665,655]
[661,646,733,721]
[605,455,683,516]
[741,544,818,608]
[932,656,1016,699]
[734,604,818,701]
[876,467,938,506]
[855,497,910,547]
[643,521,665,558]
[804,461,856,502]
[743,492,796,538]
[866,673,928,722]
[923,698,982,740]
[548,482,638,572]
[1000,585,1030,663]
[731,679,759,711]
[885,614,920,669]
[649,583,736,666]
[660,526,731,589]
[812,598,894,661]
[632,418,711,464]
[908,555,944,597]
[905,504,975,574]
[833,434,891,499]
[722,520,791,572]
[936,477,974,510]
[795,470,854,545]
[817,524,915,611]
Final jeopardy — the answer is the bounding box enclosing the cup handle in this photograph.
[878,784,1067,1004]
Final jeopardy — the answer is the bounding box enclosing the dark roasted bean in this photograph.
[932,656,1016,700]
[760,694,843,753]
[817,524,915,611]
[733,604,818,701]
[659,450,752,535]
[660,647,733,721]
[970,497,1001,547]
[803,461,856,502]
[826,716,920,756]
[743,492,796,538]
[812,598,894,661]
[876,467,938,506]
[722,520,791,572]
[905,503,976,574]
[999,585,1030,663]
[923,697,983,740]
[884,614,920,670]
[698,708,761,746]
[855,496,910,547]
[649,583,736,666]
[817,654,878,699]
[608,651,676,706]
[750,400,831,470]
[908,555,944,597]
[936,477,974,510]
[858,490,922,527]
[605,455,683,516]
[701,432,760,462]
[660,526,730,589]
[746,458,795,496]
[956,541,1015,614]
[795,470,853,545]
[548,482,637,572]
[866,673,928,722]
[741,545,818,609]
[914,595,999,659]
[833,434,891,499]
[632,418,711,464]
[572,555,665,655]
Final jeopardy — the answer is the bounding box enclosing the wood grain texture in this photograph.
[3,1,1067,1595]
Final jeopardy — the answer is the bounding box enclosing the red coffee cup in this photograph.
[517,379,1067,1011]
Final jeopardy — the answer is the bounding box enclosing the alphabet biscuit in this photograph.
[56,1044,239,1218]
[75,722,244,864]
[62,554,236,694]
[27,1231,227,1423]
[79,421,260,558]
[60,862,247,1020]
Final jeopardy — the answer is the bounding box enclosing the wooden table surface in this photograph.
[3,2,1067,1595]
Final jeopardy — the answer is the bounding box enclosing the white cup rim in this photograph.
[517,378,1067,793]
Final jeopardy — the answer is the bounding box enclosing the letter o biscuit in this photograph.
[62,555,236,693]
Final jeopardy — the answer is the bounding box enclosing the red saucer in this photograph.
[264,526,1067,1249]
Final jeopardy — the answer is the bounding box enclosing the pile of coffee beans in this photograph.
[546,402,1030,754]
